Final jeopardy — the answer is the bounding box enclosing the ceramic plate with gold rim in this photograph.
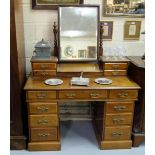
[44,78,63,86]
[95,78,112,85]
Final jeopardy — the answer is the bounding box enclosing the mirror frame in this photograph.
[58,5,100,62]
[103,0,145,18]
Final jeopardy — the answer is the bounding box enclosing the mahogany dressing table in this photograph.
[24,6,140,151]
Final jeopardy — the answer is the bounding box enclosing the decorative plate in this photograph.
[94,78,112,85]
[64,46,73,57]
[44,78,63,86]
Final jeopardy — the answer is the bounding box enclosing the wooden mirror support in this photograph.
[53,22,58,57]
[99,22,104,57]
[53,21,103,58]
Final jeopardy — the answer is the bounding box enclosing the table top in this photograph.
[24,76,140,90]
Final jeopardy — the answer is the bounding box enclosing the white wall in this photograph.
[17,0,145,75]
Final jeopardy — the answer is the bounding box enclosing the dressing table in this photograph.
[24,6,140,151]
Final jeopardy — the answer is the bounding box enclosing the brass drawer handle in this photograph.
[112,132,123,137]
[118,92,128,98]
[37,106,49,112]
[41,72,48,76]
[112,64,119,69]
[112,71,119,76]
[37,119,48,125]
[66,93,76,98]
[36,93,46,99]
[90,93,99,98]
[40,64,50,69]
[38,133,50,137]
[113,106,126,111]
[112,118,125,123]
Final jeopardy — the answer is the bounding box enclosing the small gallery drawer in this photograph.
[109,90,138,99]
[104,63,128,70]
[29,102,58,114]
[58,90,108,100]
[27,91,56,100]
[30,128,58,142]
[105,102,134,113]
[32,63,56,70]
[103,70,127,76]
[105,113,133,126]
[33,70,56,77]
[104,126,131,140]
[29,115,58,127]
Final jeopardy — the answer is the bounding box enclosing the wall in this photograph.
[17,0,145,75]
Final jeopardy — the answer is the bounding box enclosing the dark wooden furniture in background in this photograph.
[127,56,145,146]
[10,0,26,149]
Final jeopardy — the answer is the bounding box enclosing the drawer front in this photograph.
[105,113,133,126]
[32,63,56,70]
[104,63,128,70]
[106,102,134,113]
[104,126,131,140]
[33,70,56,76]
[30,128,58,142]
[58,90,108,100]
[29,115,58,127]
[27,91,56,100]
[29,102,57,114]
[104,70,127,76]
[109,90,138,99]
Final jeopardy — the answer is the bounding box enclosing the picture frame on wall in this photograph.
[78,50,86,58]
[32,0,84,10]
[100,21,113,40]
[124,21,141,40]
[103,0,145,18]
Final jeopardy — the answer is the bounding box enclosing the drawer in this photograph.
[103,70,127,76]
[27,91,56,100]
[58,90,108,100]
[104,63,128,70]
[30,128,58,142]
[105,113,133,126]
[29,102,57,114]
[32,63,56,70]
[101,140,132,149]
[109,90,138,99]
[104,126,131,140]
[105,102,134,113]
[29,115,58,127]
[33,70,56,76]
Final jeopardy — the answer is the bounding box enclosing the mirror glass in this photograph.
[58,6,99,61]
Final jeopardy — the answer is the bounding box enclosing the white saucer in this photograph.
[94,78,112,85]
[44,78,63,86]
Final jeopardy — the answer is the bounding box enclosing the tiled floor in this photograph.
[11,121,145,155]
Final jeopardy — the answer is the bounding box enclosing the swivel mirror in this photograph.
[58,6,99,61]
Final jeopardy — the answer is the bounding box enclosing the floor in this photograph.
[10,121,145,155]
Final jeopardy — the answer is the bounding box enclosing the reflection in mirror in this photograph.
[104,0,145,17]
[59,6,99,61]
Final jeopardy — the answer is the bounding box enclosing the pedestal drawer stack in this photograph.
[31,56,58,78]
[26,91,61,151]
[100,56,130,76]
[101,89,136,149]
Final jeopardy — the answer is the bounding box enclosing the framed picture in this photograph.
[103,0,145,17]
[87,46,97,58]
[101,21,113,40]
[124,21,141,40]
[78,50,86,58]
[32,0,84,10]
